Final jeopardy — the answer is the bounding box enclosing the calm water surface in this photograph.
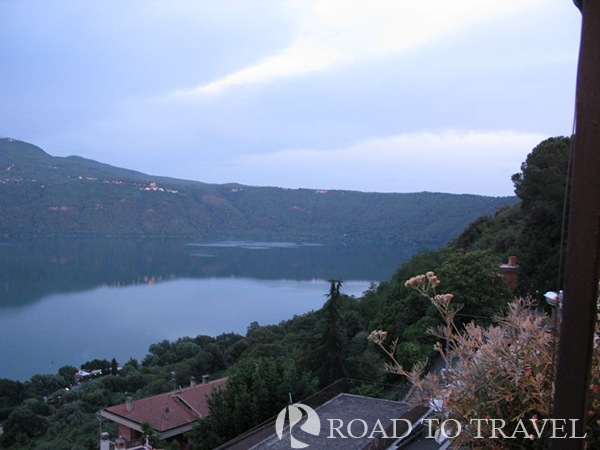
[0,239,422,380]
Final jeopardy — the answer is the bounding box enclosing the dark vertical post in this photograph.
[551,1,600,448]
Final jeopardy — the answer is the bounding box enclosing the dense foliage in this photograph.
[371,280,558,449]
[452,135,570,300]
[363,136,576,448]
[0,136,571,449]
[0,138,514,243]
[372,274,600,449]
[512,136,571,296]
[192,357,317,449]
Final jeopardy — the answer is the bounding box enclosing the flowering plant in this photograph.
[369,272,600,448]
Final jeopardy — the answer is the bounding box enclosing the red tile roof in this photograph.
[105,377,227,432]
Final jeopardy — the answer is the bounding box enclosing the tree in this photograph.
[452,204,524,257]
[1,406,49,447]
[511,136,570,296]
[80,358,111,374]
[124,357,139,369]
[192,357,316,450]
[315,279,348,387]
[110,358,119,375]
[0,379,25,421]
[438,249,511,324]
[452,215,494,250]
[26,374,68,398]
[58,365,78,386]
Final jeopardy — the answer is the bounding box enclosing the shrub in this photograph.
[369,272,600,448]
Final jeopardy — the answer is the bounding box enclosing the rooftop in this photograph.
[250,393,407,450]
[101,377,227,434]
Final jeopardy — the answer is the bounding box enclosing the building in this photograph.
[100,376,227,448]
[245,393,430,450]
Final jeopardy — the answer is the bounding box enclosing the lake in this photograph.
[0,239,424,381]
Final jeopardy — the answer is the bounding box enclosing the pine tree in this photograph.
[316,279,348,387]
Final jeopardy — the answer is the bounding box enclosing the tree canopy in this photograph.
[512,136,570,295]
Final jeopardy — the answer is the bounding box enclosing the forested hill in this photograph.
[0,138,516,243]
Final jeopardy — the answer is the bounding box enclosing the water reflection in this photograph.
[0,239,423,309]
[0,238,426,380]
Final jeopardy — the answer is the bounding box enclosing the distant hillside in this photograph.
[0,138,517,243]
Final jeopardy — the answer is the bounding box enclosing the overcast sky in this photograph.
[0,1,582,196]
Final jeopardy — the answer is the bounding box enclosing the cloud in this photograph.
[170,0,540,97]
[170,39,344,97]
[232,130,546,196]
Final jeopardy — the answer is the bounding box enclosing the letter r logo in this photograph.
[276,403,321,448]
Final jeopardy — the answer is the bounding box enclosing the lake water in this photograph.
[0,239,423,381]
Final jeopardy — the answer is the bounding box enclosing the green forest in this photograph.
[0,136,570,449]
[0,138,514,245]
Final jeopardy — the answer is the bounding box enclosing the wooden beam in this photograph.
[551,1,600,448]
